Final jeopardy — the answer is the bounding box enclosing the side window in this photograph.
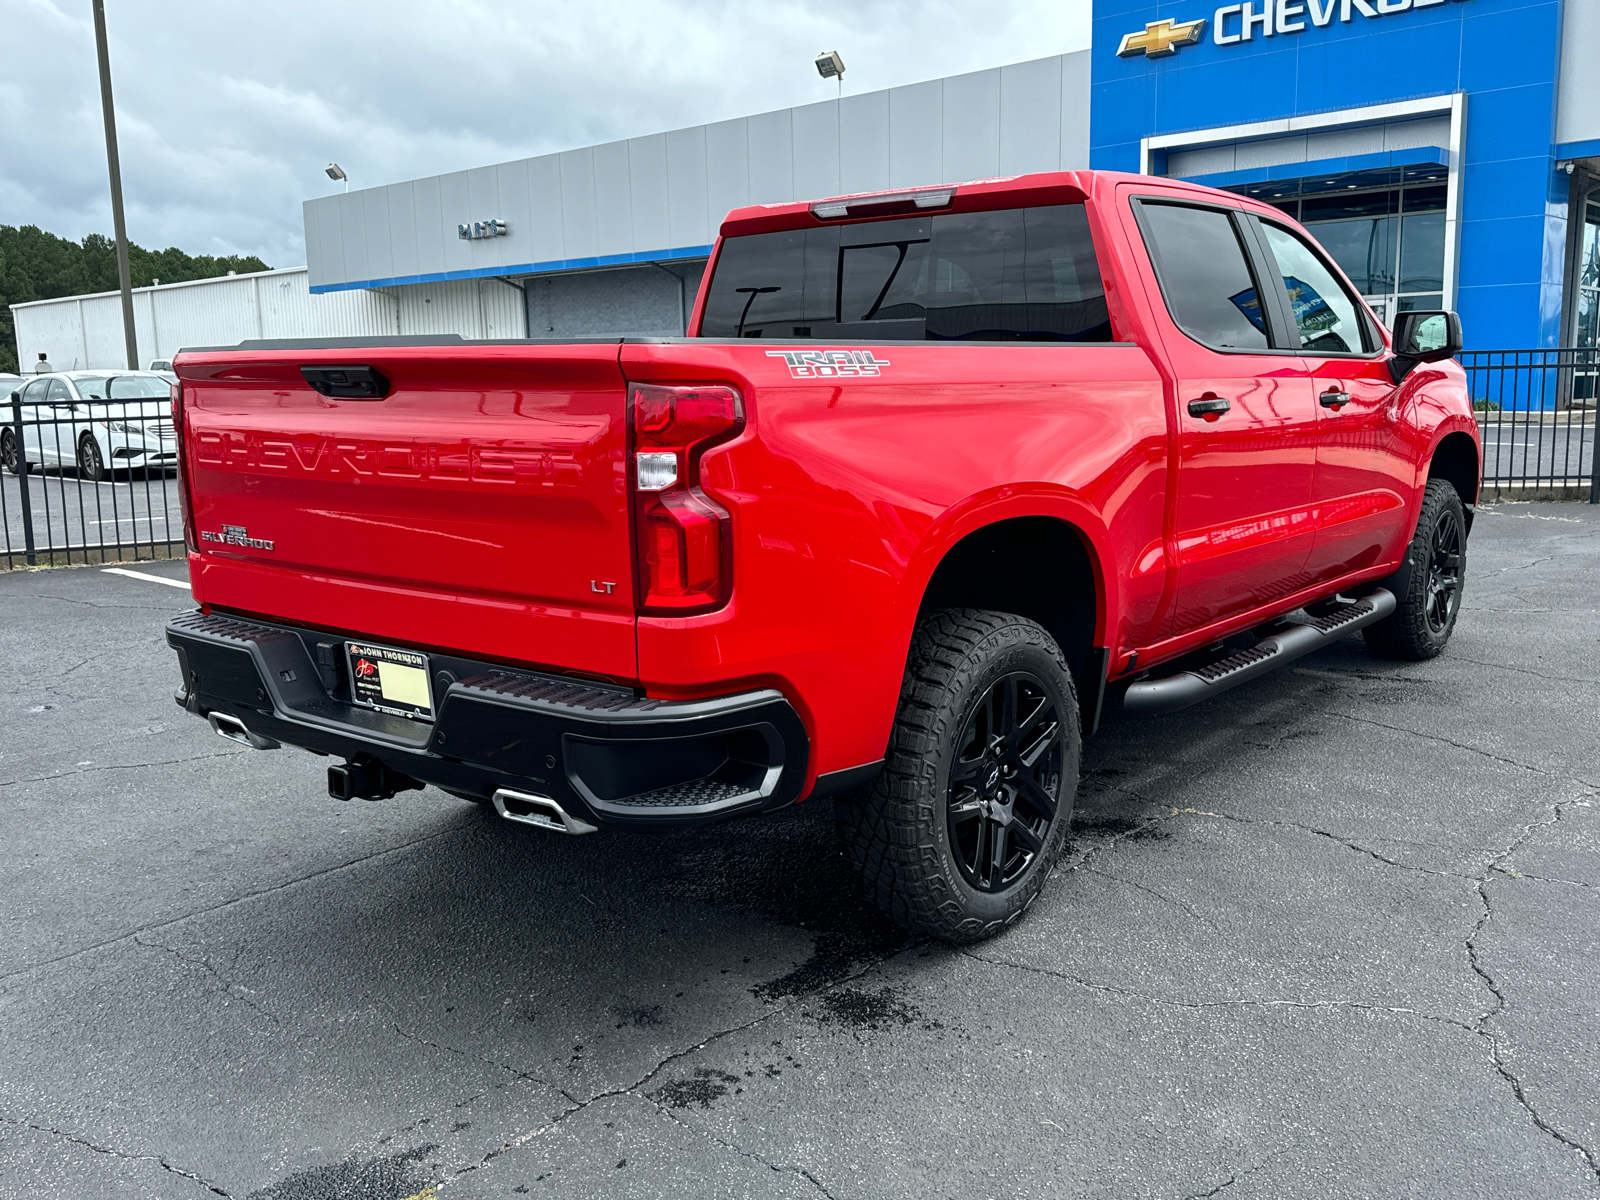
[1138,202,1270,351]
[46,378,72,404]
[21,378,50,404]
[1259,223,1371,355]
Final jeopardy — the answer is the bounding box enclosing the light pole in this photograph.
[326,163,349,193]
[815,50,845,99]
[92,0,138,370]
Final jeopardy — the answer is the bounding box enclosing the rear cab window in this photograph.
[699,204,1112,342]
[1134,201,1272,352]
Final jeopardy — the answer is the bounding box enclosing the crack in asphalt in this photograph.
[0,749,241,790]
[652,1103,839,1199]
[1179,1147,1292,1200]
[132,935,282,1027]
[1450,655,1600,687]
[0,1116,232,1196]
[958,949,1482,1036]
[1087,775,1469,881]
[388,1022,580,1106]
[1468,803,1600,1185]
[433,952,906,1196]
[1327,711,1548,774]
[0,820,474,986]
[1079,865,1222,932]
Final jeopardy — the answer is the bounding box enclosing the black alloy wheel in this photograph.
[835,608,1081,943]
[77,434,106,482]
[1,429,20,475]
[1424,504,1462,635]
[947,671,1064,893]
[1364,477,1467,660]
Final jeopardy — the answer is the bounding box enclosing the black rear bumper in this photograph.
[165,610,810,831]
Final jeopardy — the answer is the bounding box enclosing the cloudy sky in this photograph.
[0,0,1091,268]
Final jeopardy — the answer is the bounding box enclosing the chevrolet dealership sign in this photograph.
[1118,0,1463,57]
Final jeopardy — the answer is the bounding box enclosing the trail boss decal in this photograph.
[766,350,891,379]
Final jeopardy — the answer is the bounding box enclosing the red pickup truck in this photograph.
[166,170,1479,942]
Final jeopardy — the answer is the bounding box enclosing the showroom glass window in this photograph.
[1576,199,1599,404]
[1266,183,1447,325]
[699,204,1111,342]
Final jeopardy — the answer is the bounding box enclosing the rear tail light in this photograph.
[171,381,197,552]
[629,383,744,613]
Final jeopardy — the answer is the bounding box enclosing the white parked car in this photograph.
[1,371,177,481]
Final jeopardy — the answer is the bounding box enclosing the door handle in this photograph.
[1319,390,1350,409]
[1186,395,1231,420]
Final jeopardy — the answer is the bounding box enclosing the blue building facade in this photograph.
[1090,0,1600,351]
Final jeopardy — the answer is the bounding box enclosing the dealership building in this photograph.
[12,0,1599,364]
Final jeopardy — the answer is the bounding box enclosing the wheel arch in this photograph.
[1428,428,1480,530]
[911,509,1109,734]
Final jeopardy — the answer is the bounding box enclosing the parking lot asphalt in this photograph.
[1,503,1597,1200]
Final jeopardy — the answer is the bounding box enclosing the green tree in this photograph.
[1,225,268,374]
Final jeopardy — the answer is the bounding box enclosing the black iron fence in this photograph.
[3,351,1597,569]
[3,389,184,569]
[1460,349,1599,501]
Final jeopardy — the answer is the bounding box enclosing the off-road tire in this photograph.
[77,435,106,482]
[1364,477,1466,660]
[836,608,1081,944]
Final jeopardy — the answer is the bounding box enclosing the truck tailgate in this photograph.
[177,343,636,681]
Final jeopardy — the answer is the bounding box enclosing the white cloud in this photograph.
[0,0,1091,266]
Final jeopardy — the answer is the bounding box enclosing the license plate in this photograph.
[346,641,434,721]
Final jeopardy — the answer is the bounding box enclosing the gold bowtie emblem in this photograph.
[1117,17,1207,58]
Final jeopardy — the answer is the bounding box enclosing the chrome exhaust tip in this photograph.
[492,788,598,835]
[208,711,280,750]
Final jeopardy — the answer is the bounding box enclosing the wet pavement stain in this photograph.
[804,985,943,1033]
[643,799,912,1002]
[649,1067,744,1109]
[247,1144,440,1200]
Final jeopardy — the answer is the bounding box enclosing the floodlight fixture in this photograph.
[815,50,847,96]
[815,50,845,79]
[325,162,349,191]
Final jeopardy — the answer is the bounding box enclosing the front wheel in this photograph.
[77,434,106,482]
[1364,477,1467,660]
[836,608,1081,944]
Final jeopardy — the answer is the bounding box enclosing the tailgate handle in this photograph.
[300,364,390,399]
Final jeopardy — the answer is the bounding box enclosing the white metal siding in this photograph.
[1558,0,1600,146]
[302,49,1094,291]
[11,268,398,368]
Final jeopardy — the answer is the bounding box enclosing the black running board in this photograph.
[1122,589,1397,717]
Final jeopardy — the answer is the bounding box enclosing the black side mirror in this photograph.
[1389,310,1462,383]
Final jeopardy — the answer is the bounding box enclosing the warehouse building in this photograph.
[11,0,1599,363]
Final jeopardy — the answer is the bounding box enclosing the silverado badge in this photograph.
[201,523,276,551]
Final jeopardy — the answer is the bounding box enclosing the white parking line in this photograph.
[101,567,190,590]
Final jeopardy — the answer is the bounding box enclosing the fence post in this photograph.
[9,390,36,566]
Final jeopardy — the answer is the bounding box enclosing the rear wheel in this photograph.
[836,608,1080,944]
[1,429,22,475]
[77,434,106,482]
[1364,477,1466,660]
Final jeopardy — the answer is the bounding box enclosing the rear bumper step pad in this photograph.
[1122,589,1397,717]
[166,609,809,829]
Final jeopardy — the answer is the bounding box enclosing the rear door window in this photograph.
[1259,222,1373,354]
[1136,202,1271,352]
[700,203,1111,342]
